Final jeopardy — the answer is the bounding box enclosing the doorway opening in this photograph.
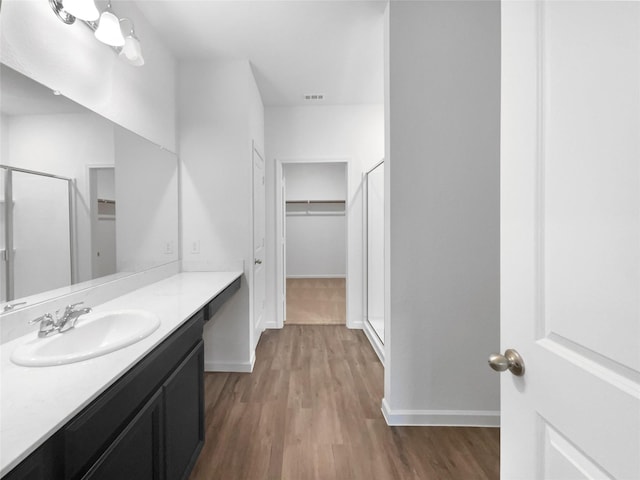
[88,166,116,280]
[277,161,348,326]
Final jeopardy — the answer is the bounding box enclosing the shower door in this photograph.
[1,166,73,302]
[366,161,385,343]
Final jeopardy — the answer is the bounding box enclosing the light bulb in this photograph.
[62,0,99,21]
[119,35,145,66]
[94,10,124,47]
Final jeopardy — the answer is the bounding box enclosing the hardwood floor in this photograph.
[286,278,346,325]
[190,325,499,479]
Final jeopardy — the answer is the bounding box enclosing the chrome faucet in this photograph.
[3,301,27,313]
[29,302,92,338]
[29,313,58,338]
[58,303,93,333]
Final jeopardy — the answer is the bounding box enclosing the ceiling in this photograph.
[132,0,386,106]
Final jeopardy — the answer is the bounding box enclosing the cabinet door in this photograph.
[2,440,62,480]
[163,341,204,480]
[82,390,163,480]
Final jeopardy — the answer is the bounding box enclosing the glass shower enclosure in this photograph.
[1,165,74,303]
[366,160,385,344]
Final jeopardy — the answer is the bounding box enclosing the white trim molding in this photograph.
[263,319,278,330]
[381,399,500,427]
[286,274,346,279]
[275,157,352,329]
[205,353,255,373]
[363,320,385,364]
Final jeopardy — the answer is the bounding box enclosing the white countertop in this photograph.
[0,271,242,477]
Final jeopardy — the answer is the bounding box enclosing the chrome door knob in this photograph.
[488,349,525,376]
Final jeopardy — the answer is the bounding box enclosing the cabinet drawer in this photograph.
[64,312,203,480]
[204,277,241,322]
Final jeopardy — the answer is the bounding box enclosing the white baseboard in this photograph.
[264,319,279,329]
[381,399,500,427]
[363,320,385,365]
[347,319,363,329]
[205,354,255,373]
[253,324,264,350]
[286,274,346,279]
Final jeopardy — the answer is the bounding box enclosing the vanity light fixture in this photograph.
[48,0,144,66]
[118,19,145,66]
[94,2,125,47]
[49,0,76,24]
[62,0,99,22]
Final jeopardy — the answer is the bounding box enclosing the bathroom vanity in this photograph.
[0,272,242,480]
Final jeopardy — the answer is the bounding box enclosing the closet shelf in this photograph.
[285,200,345,204]
[285,200,346,217]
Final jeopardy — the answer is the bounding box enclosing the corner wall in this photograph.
[384,1,501,426]
[178,59,264,372]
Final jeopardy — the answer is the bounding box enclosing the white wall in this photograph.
[285,163,346,278]
[114,126,179,273]
[285,163,346,200]
[96,169,115,201]
[265,105,384,328]
[0,0,176,151]
[179,59,264,372]
[0,114,9,163]
[383,1,501,426]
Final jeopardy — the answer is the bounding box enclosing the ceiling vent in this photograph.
[304,94,325,101]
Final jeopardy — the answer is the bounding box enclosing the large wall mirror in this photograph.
[0,64,179,310]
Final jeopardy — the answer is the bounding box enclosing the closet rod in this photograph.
[285,200,345,204]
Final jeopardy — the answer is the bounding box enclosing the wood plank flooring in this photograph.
[189,326,499,479]
[286,278,346,325]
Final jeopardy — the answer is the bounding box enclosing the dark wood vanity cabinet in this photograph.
[83,341,204,480]
[4,311,206,480]
[82,389,164,480]
[163,343,205,480]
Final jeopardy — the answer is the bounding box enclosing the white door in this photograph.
[500,1,640,478]
[253,145,266,334]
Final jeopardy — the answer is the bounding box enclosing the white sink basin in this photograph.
[11,309,161,367]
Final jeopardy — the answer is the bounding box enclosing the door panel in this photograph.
[501,1,640,478]
[253,146,266,332]
[164,341,204,480]
[83,390,162,480]
[542,1,639,370]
